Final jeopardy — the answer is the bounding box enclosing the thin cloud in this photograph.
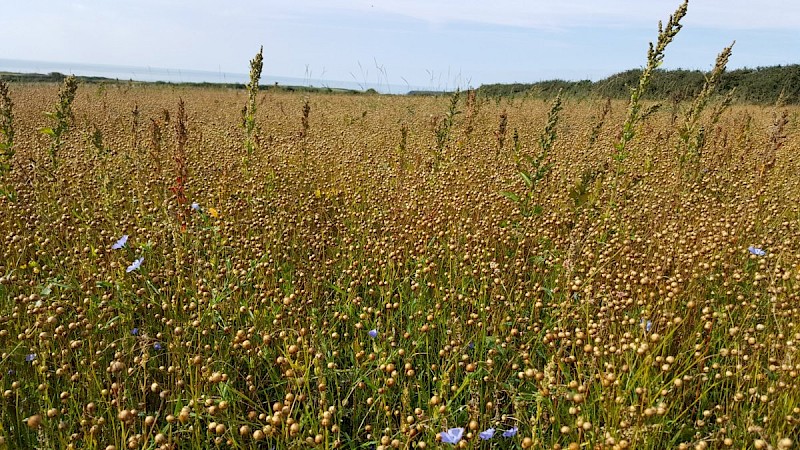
[266,0,800,30]
[2,0,797,88]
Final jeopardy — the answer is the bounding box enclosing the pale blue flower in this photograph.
[126,257,144,273]
[502,426,518,438]
[640,319,653,333]
[191,202,200,211]
[368,329,378,338]
[154,342,163,350]
[131,328,139,336]
[25,353,36,362]
[479,428,495,440]
[112,235,128,250]
[440,427,464,445]
[748,246,766,256]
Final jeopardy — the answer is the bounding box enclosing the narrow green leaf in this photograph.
[519,171,533,188]
[500,191,521,203]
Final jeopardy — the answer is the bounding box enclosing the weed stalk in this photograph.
[170,98,189,231]
[243,46,264,162]
[495,110,508,154]
[0,81,14,177]
[678,42,734,172]
[614,0,688,164]
[300,99,311,139]
[502,91,562,216]
[433,89,461,168]
[41,75,79,168]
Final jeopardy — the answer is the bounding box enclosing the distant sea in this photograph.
[0,58,428,94]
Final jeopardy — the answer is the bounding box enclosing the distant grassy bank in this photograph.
[4,64,800,104]
[0,70,366,95]
[475,65,800,105]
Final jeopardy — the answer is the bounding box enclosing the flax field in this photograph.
[0,75,799,450]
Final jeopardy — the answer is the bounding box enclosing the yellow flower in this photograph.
[208,207,220,218]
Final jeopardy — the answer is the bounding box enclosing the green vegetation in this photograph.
[676,44,735,172]
[4,63,800,106]
[478,64,800,105]
[0,81,14,177]
[0,72,363,95]
[40,75,78,168]
[432,89,461,168]
[502,91,562,217]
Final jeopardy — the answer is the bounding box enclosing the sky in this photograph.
[2,0,799,90]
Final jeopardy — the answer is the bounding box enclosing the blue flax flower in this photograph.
[440,427,464,445]
[748,246,766,256]
[502,426,518,438]
[479,428,495,440]
[112,235,128,250]
[25,353,36,363]
[368,329,378,338]
[126,257,144,273]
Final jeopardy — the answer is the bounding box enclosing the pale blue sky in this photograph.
[2,0,799,89]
